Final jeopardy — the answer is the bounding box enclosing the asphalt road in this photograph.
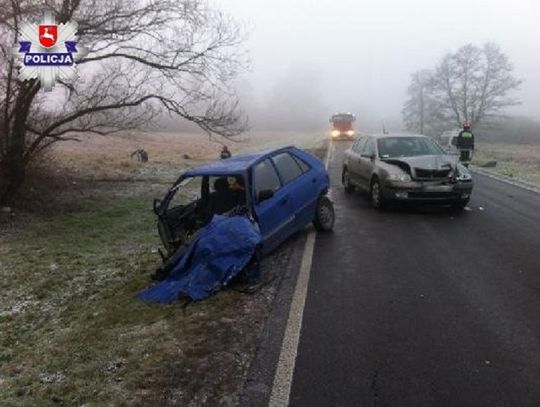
[288,141,540,407]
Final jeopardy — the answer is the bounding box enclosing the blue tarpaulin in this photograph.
[139,215,262,303]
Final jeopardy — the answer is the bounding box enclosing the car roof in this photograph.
[183,145,296,177]
[367,133,429,139]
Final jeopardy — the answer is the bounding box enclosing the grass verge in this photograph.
[473,142,540,187]
[0,196,268,405]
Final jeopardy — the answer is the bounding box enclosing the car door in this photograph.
[251,158,294,250]
[357,137,377,188]
[271,151,317,233]
[156,176,204,254]
[347,136,367,185]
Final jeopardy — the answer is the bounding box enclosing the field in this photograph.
[473,142,540,187]
[0,130,325,406]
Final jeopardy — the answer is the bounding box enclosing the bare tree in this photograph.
[432,43,521,129]
[0,0,249,205]
[402,43,521,137]
[402,69,433,135]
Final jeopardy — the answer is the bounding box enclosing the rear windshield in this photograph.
[378,137,444,158]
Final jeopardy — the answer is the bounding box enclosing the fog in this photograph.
[223,0,540,132]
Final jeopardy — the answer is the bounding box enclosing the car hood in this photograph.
[382,154,459,172]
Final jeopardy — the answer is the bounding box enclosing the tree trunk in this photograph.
[0,80,39,206]
[0,132,26,206]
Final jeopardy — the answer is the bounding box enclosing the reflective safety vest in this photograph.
[457,131,474,149]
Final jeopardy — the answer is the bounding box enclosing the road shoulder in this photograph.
[241,232,309,406]
[471,165,540,194]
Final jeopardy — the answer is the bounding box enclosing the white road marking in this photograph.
[268,141,333,407]
[325,140,334,170]
[268,230,316,407]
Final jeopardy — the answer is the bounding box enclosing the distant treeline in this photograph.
[476,116,540,144]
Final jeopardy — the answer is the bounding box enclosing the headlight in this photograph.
[331,130,340,137]
[456,164,472,181]
[346,130,354,136]
[387,173,411,182]
[457,172,472,181]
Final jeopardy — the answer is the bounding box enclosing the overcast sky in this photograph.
[222,0,540,130]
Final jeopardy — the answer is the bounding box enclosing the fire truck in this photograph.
[329,112,356,140]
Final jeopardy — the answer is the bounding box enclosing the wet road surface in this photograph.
[288,141,540,407]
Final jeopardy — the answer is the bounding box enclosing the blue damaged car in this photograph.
[153,145,334,264]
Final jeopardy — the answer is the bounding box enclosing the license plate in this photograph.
[423,185,453,192]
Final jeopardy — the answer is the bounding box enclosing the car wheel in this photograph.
[370,178,386,209]
[342,169,355,193]
[313,195,335,231]
[450,199,469,211]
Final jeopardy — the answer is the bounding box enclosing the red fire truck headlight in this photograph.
[331,130,340,138]
[346,130,355,136]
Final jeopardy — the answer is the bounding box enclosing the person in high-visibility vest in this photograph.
[456,121,475,167]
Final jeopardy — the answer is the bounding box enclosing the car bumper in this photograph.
[331,133,354,140]
[382,180,473,203]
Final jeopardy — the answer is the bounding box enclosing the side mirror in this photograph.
[153,198,162,215]
[361,153,375,160]
[257,189,274,203]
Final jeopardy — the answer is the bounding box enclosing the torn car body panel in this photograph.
[154,146,331,259]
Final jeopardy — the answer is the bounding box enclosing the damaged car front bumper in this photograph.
[382,179,473,203]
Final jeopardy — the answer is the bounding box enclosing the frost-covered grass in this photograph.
[0,195,270,405]
[473,142,540,187]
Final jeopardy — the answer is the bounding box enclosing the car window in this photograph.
[363,138,376,156]
[272,152,304,184]
[378,137,444,158]
[291,154,311,173]
[168,176,203,208]
[353,137,367,153]
[253,159,281,197]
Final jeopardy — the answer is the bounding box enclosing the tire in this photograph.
[450,199,469,211]
[370,178,386,209]
[313,195,335,231]
[342,169,355,193]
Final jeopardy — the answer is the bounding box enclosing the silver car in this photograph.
[342,134,474,210]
